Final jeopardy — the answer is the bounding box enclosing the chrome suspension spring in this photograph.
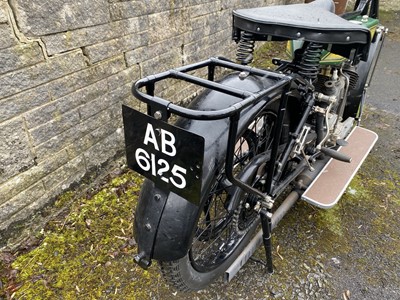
[236,31,255,65]
[298,43,323,81]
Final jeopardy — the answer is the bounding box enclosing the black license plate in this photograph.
[122,105,204,205]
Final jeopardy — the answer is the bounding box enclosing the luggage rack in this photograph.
[128,56,294,204]
[132,57,292,121]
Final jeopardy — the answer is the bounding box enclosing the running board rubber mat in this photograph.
[302,126,378,209]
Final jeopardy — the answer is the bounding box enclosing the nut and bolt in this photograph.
[154,111,162,119]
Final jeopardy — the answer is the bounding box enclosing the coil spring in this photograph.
[298,43,323,81]
[236,31,255,65]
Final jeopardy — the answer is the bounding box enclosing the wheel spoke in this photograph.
[190,110,277,272]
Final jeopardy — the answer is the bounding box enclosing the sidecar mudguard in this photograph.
[344,25,386,119]
[134,73,285,265]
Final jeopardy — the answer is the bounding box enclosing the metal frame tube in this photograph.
[265,84,291,194]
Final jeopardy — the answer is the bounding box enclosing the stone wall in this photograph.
[0,0,292,247]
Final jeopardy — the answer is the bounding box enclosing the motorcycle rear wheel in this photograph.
[160,106,278,291]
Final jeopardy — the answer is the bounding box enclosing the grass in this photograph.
[0,171,166,299]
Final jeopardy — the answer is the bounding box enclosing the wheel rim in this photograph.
[189,110,276,272]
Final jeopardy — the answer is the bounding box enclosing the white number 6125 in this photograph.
[135,148,187,189]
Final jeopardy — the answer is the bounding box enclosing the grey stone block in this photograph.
[83,32,148,64]
[148,11,188,44]
[187,2,220,19]
[125,35,184,66]
[25,70,135,155]
[106,65,140,91]
[109,1,148,20]
[33,101,120,162]
[0,173,78,233]
[34,119,101,162]
[150,0,187,13]
[65,118,118,160]
[29,108,81,146]
[140,49,182,76]
[41,154,86,191]
[47,55,126,100]
[0,2,8,23]
[0,117,34,183]
[124,47,147,67]
[24,78,110,129]
[0,166,80,231]
[0,24,17,50]
[182,27,203,45]
[0,56,126,123]
[42,17,147,55]
[184,28,235,63]
[0,150,69,204]
[184,28,231,57]
[84,128,124,170]
[0,42,44,75]
[78,83,131,121]
[11,0,110,36]
[190,12,225,36]
[0,181,46,224]
[0,49,87,99]
[0,191,49,233]
[0,85,51,123]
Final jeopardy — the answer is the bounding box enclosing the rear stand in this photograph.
[260,209,274,273]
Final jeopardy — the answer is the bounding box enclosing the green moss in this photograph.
[252,41,288,69]
[53,191,75,208]
[379,10,400,41]
[380,10,396,25]
[315,205,344,236]
[6,171,174,299]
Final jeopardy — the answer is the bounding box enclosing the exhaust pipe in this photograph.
[224,156,330,282]
[225,190,300,282]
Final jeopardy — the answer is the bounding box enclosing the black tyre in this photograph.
[159,106,278,291]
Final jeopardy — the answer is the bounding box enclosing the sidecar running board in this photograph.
[302,126,378,209]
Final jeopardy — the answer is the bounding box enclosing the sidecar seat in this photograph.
[232,0,371,61]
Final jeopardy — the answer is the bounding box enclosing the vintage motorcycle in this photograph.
[122,0,386,291]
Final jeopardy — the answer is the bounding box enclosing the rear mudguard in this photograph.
[134,72,285,266]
